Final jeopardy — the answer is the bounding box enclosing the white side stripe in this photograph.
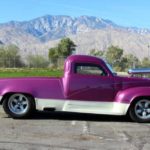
[35,98,130,116]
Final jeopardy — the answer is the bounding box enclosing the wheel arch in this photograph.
[127,96,150,114]
[0,92,36,108]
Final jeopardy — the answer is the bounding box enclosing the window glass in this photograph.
[75,63,107,76]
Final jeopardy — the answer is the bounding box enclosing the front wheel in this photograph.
[3,93,35,118]
[129,98,150,123]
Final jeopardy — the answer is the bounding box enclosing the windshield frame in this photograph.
[106,62,117,76]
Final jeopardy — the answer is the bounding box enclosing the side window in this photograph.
[74,63,107,76]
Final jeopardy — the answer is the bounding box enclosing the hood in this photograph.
[115,75,150,90]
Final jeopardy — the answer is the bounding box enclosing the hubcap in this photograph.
[135,99,150,119]
[8,94,29,115]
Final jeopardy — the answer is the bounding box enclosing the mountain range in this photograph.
[0,15,150,59]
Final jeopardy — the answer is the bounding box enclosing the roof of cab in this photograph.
[66,55,105,64]
[64,55,113,76]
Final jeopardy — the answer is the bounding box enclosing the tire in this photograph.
[129,98,150,123]
[3,93,35,118]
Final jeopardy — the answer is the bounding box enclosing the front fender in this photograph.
[115,87,150,104]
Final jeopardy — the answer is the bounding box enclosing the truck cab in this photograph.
[63,55,115,102]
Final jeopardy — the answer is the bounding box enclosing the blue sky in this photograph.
[0,0,150,28]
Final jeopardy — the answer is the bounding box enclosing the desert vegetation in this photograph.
[90,45,150,72]
[0,37,150,77]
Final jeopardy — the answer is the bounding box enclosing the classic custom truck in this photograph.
[0,55,150,122]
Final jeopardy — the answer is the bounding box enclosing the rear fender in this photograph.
[0,86,35,104]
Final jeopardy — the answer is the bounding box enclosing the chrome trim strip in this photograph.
[128,68,150,74]
[0,96,3,103]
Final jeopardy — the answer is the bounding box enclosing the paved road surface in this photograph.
[0,107,150,150]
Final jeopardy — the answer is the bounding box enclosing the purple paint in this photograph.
[0,55,150,105]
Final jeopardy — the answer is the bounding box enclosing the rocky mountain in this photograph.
[0,15,121,41]
[69,28,150,59]
[0,15,150,59]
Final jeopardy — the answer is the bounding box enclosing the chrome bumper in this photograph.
[0,96,3,104]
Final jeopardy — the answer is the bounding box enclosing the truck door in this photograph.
[67,63,115,102]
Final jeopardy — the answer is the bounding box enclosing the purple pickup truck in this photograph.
[0,55,150,122]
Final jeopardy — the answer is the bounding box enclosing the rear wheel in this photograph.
[3,93,35,118]
[129,98,150,123]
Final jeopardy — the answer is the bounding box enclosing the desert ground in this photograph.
[0,107,150,150]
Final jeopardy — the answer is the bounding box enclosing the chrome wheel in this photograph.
[8,94,29,115]
[135,99,150,120]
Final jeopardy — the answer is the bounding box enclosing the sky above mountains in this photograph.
[0,0,150,28]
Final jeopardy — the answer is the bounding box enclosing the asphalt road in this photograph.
[0,107,150,150]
